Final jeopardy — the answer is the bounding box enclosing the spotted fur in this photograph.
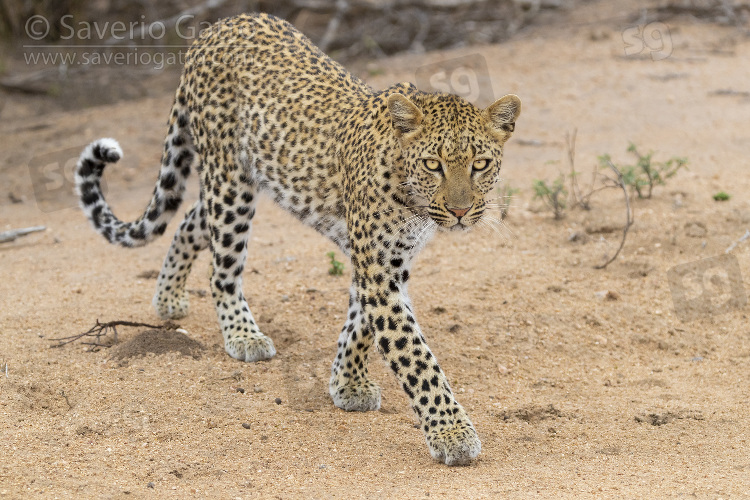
[75,13,521,465]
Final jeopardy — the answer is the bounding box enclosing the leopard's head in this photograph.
[388,90,521,231]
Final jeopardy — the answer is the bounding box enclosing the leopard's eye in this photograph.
[423,159,441,172]
[472,159,490,172]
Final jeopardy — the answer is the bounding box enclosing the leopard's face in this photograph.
[388,92,521,231]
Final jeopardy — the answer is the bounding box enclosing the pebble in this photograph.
[147,482,155,489]
[242,423,251,429]
[236,387,245,394]
[275,397,282,405]
[595,290,620,301]
[605,291,620,301]
[568,231,588,243]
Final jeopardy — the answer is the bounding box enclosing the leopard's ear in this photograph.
[484,94,521,135]
[387,93,423,136]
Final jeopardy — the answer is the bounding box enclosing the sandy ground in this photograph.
[2,1,750,498]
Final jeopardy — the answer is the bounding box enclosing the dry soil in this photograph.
[1,2,750,498]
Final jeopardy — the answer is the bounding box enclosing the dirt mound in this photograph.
[634,410,705,426]
[498,403,568,423]
[109,329,205,361]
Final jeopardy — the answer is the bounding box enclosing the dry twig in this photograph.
[60,390,73,409]
[725,229,750,254]
[318,0,349,52]
[566,130,610,210]
[0,225,46,243]
[566,129,585,208]
[595,161,634,270]
[50,320,174,349]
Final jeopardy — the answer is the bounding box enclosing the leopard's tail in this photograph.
[75,102,195,248]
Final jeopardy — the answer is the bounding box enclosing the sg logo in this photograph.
[668,254,747,322]
[415,54,493,105]
[28,145,107,213]
[622,22,673,61]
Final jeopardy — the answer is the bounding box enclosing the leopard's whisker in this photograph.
[478,218,503,240]
[484,218,507,241]
[483,213,515,240]
[485,204,514,210]
[485,198,517,205]
[376,206,414,217]
[479,218,505,241]
[391,213,426,244]
[413,218,436,248]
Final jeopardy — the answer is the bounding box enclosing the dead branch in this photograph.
[566,129,582,208]
[566,129,600,210]
[726,229,750,254]
[594,161,633,270]
[0,225,46,243]
[0,69,59,94]
[50,320,175,349]
[60,390,73,409]
[318,0,349,53]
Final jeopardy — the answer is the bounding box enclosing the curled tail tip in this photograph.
[77,138,123,173]
[88,137,123,163]
[76,138,123,184]
[76,138,123,222]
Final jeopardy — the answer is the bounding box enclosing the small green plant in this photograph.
[713,191,730,201]
[532,175,567,219]
[601,144,687,199]
[327,251,345,276]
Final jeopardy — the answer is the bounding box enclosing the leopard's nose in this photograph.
[446,205,471,218]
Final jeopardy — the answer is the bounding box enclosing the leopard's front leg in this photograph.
[358,273,481,465]
[201,156,275,363]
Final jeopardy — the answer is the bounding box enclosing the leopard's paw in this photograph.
[425,419,481,466]
[153,291,189,320]
[330,379,381,412]
[225,334,276,362]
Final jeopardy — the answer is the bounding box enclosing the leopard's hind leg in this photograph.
[153,199,209,319]
[329,285,381,411]
[202,167,275,362]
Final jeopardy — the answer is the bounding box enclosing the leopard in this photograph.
[75,12,520,465]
